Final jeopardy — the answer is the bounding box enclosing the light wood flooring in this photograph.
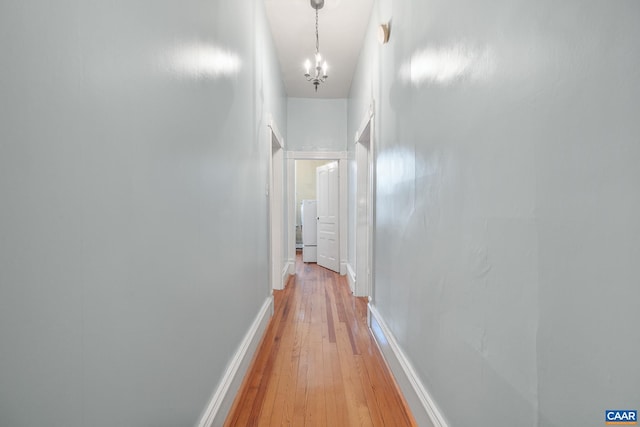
[224,253,416,426]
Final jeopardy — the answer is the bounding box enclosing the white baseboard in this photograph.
[340,262,347,276]
[281,263,290,288]
[346,263,356,294]
[197,296,274,427]
[287,258,295,275]
[368,303,448,427]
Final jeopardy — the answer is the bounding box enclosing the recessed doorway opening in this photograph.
[286,151,348,279]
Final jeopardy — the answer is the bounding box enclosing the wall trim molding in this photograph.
[269,118,285,292]
[354,101,374,144]
[368,303,449,427]
[281,263,291,288]
[285,150,348,160]
[268,115,284,148]
[346,263,356,293]
[354,103,375,298]
[287,258,295,275]
[196,296,274,427]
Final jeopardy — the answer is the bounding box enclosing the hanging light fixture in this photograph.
[304,0,328,92]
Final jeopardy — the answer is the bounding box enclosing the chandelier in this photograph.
[304,0,328,92]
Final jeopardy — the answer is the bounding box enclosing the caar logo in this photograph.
[606,410,637,425]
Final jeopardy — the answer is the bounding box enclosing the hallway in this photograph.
[225,254,415,426]
[1,0,639,425]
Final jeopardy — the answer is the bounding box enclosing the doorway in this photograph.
[286,151,348,279]
[294,159,334,251]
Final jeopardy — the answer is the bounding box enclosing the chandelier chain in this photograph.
[315,8,319,54]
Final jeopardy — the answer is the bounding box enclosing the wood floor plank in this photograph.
[335,322,373,426]
[325,289,337,343]
[326,336,350,426]
[259,314,293,425]
[305,324,326,426]
[292,320,310,426]
[225,253,416,427]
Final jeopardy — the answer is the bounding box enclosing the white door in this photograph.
[316,162,340,272]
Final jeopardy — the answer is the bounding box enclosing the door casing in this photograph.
[354,105,375,298]
[285,151,348,277]
[269,118,285,290]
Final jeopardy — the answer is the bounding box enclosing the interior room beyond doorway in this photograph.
[295,159,333,249]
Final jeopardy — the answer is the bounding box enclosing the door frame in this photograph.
[354,104,375,298]
[286,151,348,277]
[269,117,285,291]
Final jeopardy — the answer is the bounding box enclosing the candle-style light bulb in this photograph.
[304,59,311,75]
[322,61,328,77]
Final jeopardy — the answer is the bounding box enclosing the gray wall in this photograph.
[0,0,286,426]
[287,98,348,152]
[348,0,640,426]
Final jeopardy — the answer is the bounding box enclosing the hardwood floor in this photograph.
[224,253,416,426]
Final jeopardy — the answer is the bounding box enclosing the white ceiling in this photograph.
[264,0,374,99]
